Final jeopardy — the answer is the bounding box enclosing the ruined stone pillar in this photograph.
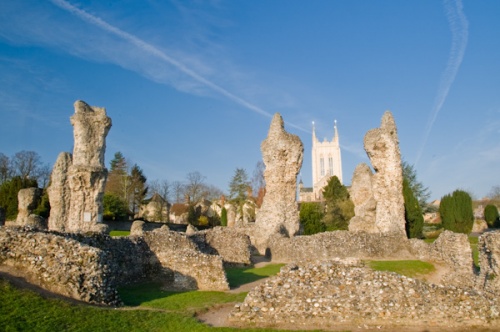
[16,187,46,229]
[67,100,111,233]
[254,113,303,253]
[47,152,72,232]
[349,111,405,235]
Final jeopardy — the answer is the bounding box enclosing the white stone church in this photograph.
[299,120,342,202]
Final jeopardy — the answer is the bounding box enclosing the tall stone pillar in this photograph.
[349,111,405,235]
[67,100,112,233]
[254,113,303,253]
[47,152,72,232]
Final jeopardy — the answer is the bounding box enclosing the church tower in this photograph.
[299,120,342,201]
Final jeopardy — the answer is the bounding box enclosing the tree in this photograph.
[439,190,474,234]
[229,168,250,202]
[0,153,11,184]
[251,161,265,197]
[11,150,42,181]
[484,204,499,228]
[185,171,206,203]
[103,193,128,221]
[321,176,354,231]
[403,178,424,238]
[0,176,38,220]
[128,164,148,216]
[300,202,326,235]
[106,152,129,202]
[171,181,185,204]
[220,207,228,226]
[489,185,500,201]
[402,161,431,211]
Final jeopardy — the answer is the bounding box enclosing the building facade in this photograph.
[299,120,343,202]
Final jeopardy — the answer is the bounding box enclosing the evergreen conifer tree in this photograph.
[403,178,424,238]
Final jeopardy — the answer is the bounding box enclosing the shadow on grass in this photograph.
[225,264,285,288]
[118,282,246,312]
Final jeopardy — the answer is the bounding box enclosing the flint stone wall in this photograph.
[230,260,499,330]
[409,230,475,288]
[476,231,500,297]
[0,227,121,305]
[142,229,229,291]
[189,226,252,266]
[267,231,414,263]
[0,226,229,305]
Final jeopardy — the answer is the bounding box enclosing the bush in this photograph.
[439,190,474,234]
[103,193,128,221]
[220,207,227,226]
[299,202,325,235]
[484,204,499,227]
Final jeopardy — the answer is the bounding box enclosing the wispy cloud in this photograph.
[47,0,309,133]
[415,0,468,165]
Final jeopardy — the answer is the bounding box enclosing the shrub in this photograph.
[103,193,128,221]
[299,202,325,235]
[484,204,499,228]
[439,190,474,234]
[220,207,227,226]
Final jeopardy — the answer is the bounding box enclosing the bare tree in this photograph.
[11,150,42,180]
[38,163,52,188]
[251,160,265,197]
[185,171,206,203]
[0,153,11,184]
[171,180,185,204]
[489,185,500,200]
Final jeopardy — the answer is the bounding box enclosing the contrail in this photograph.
[50,0,309,133]
[415,0,468,166]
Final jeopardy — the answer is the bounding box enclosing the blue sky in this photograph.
[0,0,499,200]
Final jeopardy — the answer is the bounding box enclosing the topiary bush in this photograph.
[484,204,499,228]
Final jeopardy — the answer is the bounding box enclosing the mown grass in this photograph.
[109,230,130,237]
[0,263,297,332]
[119,282,246,312]
[367,260,436,278]
[225,263,285,288]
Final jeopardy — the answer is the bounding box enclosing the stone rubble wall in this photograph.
[476,231,500,297]
[409,230,475,288]
[189,226,252,266]
[142,228,229,291]
[230,260,500,330]
[0,227,121,305]
[267,231,414,263]
[0,226,230,304]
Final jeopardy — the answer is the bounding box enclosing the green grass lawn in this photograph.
[367,260,436,278]
[225,263,285,288]
[0,263,296,332]
[109,230,130,237]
